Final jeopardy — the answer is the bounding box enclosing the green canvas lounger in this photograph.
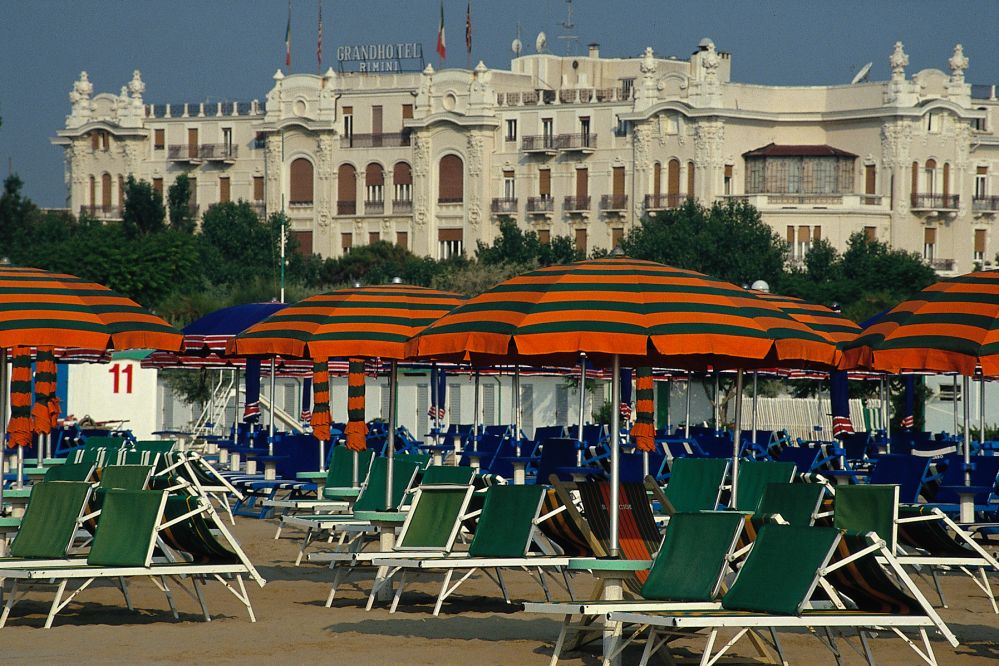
[283,457,422,565]
[754,482,825,527]
[99,464,154,491]
[609,523,959,666]
[0,482,95,567]
[43,462,96,483]
[524,511,745,665]
[0,488,265,628]
[660,458,729,513]
[732,461,797,513]
[265,446,375,523]
[373,484,573,616]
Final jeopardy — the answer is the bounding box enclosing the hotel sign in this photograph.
[336,42,425,73]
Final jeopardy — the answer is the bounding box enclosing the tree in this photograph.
[121,176,165,238]
[0,173,38,251]
[621,199,787,288]
[318,240,450,287]
[475,217,581,267]
[167,174,195,233]
[199,201,275,286]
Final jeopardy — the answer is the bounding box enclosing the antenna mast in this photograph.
[557,0,578,55]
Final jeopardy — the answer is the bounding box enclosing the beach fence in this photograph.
[739,397,884,441]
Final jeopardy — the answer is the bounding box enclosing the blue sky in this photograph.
[1,0,997,206]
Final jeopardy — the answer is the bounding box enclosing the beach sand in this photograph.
[4,516,999,664]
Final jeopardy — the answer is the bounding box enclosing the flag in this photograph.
[832,416,855,438]
[436,0,446,60]
[317,0,323,71]
[285,0,292,67]
[465,0,471,54]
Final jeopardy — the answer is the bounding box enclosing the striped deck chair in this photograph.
[610,525,959,666]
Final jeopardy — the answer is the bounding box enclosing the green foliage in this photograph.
[161,368,213,407]
[782,232,937,323]
[318,240,458,288]
[592,400,613,425]
[475,217,582,267]
[121,176,165,238]
[167,175,195,233]
[621,199,788,288]
[0,174,38,251]
[199,201,277,286]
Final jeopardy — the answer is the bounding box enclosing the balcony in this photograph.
[526,196,554,214]
[364,200,384,215]
[563,195,591,213]
[166,144,237,162]
[556,133,597,153]
[645,193,689,211]
[600,194,628,212]
[973,196,999,213]
[490,197,518,214]
[437,197,464,205]
[721,193,889,211]
[911,194,959,211]
[392,199,413,214]
[340,132,411,149]
[521,135,557,155]
[249,202,266,218]
[931,258,956,272]
[336,200,356,215]
[78,205,122,220]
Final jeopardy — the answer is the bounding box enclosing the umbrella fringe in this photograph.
[6,347,33,449]
[311,360,331,442]
[345,359,367,451]
[630,367,656,452]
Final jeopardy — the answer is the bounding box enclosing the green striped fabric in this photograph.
[756,292,860,345]
[0,265,182,351]
[407,257,838,368]
[398,486,470,550]
[88,489,167,567]
[228,284,465,360]
[467,485,546,558]
[9,481,92,559]
[841,270,999,374]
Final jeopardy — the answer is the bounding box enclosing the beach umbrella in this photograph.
[0,264,182,489]
[630,367,656,474]
[30,348,58,464]
[229,283,466,501]
[839,270,999,490]
[408,256,839,555]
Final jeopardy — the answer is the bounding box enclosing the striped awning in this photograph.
[840,269,999,376]
[407,257,839,369]
[0,265,182,351]
[228,284,466,361]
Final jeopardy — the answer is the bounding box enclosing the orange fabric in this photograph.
[311,360,331,442]
[345,420,368,452]
[31,348,57,435]
[630,421,656,453]
[6,347,32,448]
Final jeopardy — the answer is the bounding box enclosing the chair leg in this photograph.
[390,570,408,613]
[496,568,510,604]
[979,566,998,613]
[1,580,21,628]
[550,615,571,666]
[296,527,313,566]
[929,568,947,608]
[434,569,454,616]
[45,580,68,629]
[118,577,133,611]
[193,578,211,622]
[537,567,552,602]
[857,629,876,666]
[235,574,256,622]
[328,566,346,608]
[156,575,178,619]
[699,629,719,666]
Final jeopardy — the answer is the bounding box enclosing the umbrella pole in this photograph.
[731,370,744,510]
[514,365,521,457]
[883,377,892,450]
[0,350,6,510]
[268,358,276,456]
[684,373,691,440]
[713,373,720,433]
[473,370,480,453]
[953,375,959,436]
[386,360,398,508]
[979,375,986,453]
[964,375,972,486]
[577,353,586,465]
[751,371,759,449]
[609,354,621,557]
[233,368,240,444]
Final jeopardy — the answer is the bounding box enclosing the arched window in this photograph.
[653,162,662,197]
[667,158,681,206]
[337,163,357,215]
[88,175,96,208]
[393,161,412,202]
[289,157,314,205]
[101,173,112,210]
[438,155,464,203]
[687,161,696,198]
[942,162,951,199]
[365,163,385,203]
[925,159,937,196]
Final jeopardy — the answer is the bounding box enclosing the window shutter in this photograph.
[612,166,625,197]
[539,169,551,197]
[154,129,165,149]
[924,227,937,244]
[975,228,986,254]
[438,228,463,242]
[253,176,264,201]
[393,161,412,185]
[219,176,230,203]
[290,158,314,204]
[438,155,464,202]
[687,161,695,196]
[402,104,413,120]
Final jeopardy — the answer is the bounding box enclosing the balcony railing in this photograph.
[931,258,956,272]
[438,196,464,205]
[526,196,554,213]
[973,196,999,212]
[563,195,591,212]
[249,202,266,218]
[521,135,557,153]
[337,200,356,215]
[364,200,385,215]
[167,144,237,161]
[556,133,597,152]
[600,194,628,211]
[340,132,411,148]
[392,199,413,214]
[911,194,959,210]
[645,193,690,210]
[289,199,313,208]
[766,194,844,205]
[79,205,122,220]
[490,197,518,214]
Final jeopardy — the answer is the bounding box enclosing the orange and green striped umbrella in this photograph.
[0,265,182,351]
[229,284,466,361]
[407,257,839,369]
[5,347,32,448]
[755,292,861,347]
[840,270,999,376]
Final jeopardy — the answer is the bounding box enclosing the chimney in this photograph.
[588,43,600,58]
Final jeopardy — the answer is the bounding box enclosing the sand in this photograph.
[4,515,999,665]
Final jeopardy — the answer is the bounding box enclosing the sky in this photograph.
[1,0,998,207]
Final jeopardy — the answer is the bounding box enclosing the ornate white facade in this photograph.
[54,40,999,274]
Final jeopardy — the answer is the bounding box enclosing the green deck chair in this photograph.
[44,462,96,483]
[99,465,154,491]
[88,489,168,567]
[322,446,375,499]
[732,460,797,513]
[133,440,176,456]
[5,482,94,561]
[419,465,476,486]
[80,436,126,451]
[351,457,422,513]
[833,484,898,548]
[661,458,729,512]
[755,482,825,527]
